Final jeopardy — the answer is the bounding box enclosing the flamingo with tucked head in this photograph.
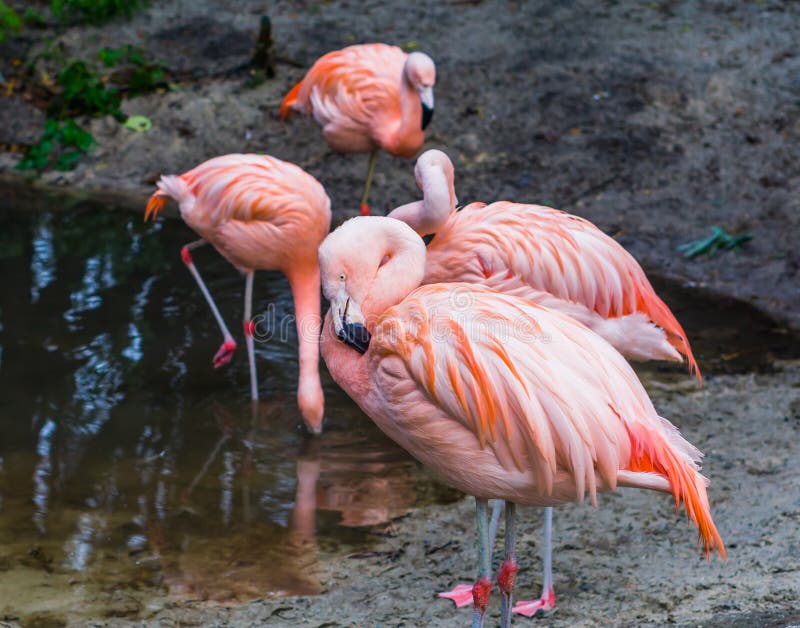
[280,43,436,215]
[391,149,701,375]
[318,216,724,627]
[388,149,704,615]
[145,154,330,434]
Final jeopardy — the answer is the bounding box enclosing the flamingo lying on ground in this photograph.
[145,154,331,434]
[280,43,436,215]
[387,149,703,615]
[318,216,724,627]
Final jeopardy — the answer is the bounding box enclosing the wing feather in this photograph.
[289,44,407,140]
[371,284,650,503]
[425,202,700,378]
[367,284,722,555]
[175,154,330,232]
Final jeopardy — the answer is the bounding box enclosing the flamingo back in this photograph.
[145,154,331,272]
[425,202,700,380]
[279,44,408,152]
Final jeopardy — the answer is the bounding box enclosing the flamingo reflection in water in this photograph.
[144,400,425,602]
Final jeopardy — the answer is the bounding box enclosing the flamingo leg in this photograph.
[471,498,492,628]
[513,506,556,617]
[438,499,503,608]
[181,239,237,368]
[243,271,258,402]
[498,502,518,628]
[359,150,377,216]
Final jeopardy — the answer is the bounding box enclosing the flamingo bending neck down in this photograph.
[145,154,331,434]
[280,43,436,215]
[318,216,724,627]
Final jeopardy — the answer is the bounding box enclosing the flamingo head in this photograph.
[405,52,436,130]
[319,216,426,354]
[298,382,325,435]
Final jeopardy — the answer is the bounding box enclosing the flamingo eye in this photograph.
[339,273,346,281]
[379,254,390,267]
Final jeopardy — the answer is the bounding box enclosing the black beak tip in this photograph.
[421,104,434,130]
[337,322,371,355]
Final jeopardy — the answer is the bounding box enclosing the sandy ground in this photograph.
[2,1,800,626]
[60,361,799,628]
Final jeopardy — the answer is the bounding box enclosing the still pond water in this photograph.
[0,206,459,622]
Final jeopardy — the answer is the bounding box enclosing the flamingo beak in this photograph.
[331,291,371,354]
[419,86,434,130]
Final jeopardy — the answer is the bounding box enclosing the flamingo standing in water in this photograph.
[388,149,703,615]
[318,217,724,627]
[279,43,436,215]
[145,154,331,434]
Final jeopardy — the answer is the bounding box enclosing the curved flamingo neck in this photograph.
[379,65,424,157]
[287,267,325,433]
[361,227,427,323]
[387,163,455,236]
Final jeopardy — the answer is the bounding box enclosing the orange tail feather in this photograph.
[144,192,167,221]
[279,80,303,120]
[627,427,725,559]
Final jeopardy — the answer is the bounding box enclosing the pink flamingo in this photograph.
[390,149,701,376]
[318,217,724,627]
[388,149,704,615]
[145,154,331,434]
[280,43,436,215]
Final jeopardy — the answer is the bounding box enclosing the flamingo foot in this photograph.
[213,339,237,368]
[437,583,474,608]
[360,202,370,216]
[512,588,556,617]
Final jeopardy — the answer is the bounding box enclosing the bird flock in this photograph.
[145,42,724,627]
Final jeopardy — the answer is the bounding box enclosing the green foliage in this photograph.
[16,118,96,171]
[98,45,165,95]
[0,1,21,42]
[22,8,47,27]
[18,45,165,171]
[57,60,123,118]
[51,0,145,25]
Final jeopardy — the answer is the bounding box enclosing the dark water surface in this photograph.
[0,206,458,622]
[1,205,798,623]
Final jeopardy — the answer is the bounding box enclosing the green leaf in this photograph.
[52,0,146,25]
[0,1,22,40]
[50,0,65,19]
[60,119,95,151]
[56,150,83,170]
[98,46,126,67]
[22,8,47,26]
[123,114,152,132]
